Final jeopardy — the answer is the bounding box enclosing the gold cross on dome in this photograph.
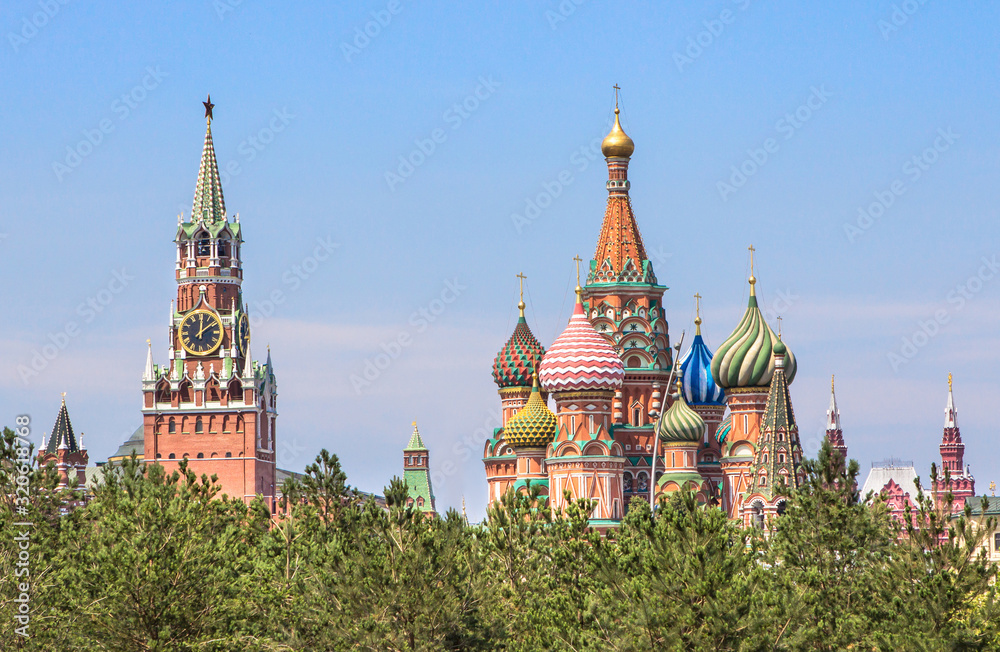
[777,316,783,338]
[573,255,583,286]
[693,293,702,319]
[516,272,526,302]
[748,244,756,275]
[613,83,621,109]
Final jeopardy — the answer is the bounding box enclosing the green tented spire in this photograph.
[403,422,436,515]
[405,421,427,451]
[191,96,226,224]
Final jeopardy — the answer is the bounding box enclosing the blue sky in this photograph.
[3,1,1000,519]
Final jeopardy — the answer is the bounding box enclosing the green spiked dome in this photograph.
[504,374,557,448]
[658,379,707,443]
[493,303,545,389]
[711,276,796,388]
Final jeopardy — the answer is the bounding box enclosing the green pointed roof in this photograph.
[762,346,795,432]
[191,117,226,224]
[405,422,427,451]
[658,379,706,443]
[45,396,80,454]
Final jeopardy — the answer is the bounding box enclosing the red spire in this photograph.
[590,96,655,286]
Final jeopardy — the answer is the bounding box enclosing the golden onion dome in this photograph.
[601,108,634,158]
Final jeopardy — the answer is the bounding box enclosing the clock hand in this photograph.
[196,315,209,339]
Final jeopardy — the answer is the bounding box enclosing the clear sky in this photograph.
[3,1,999,520]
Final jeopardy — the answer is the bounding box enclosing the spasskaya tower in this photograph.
[141,96,277,508]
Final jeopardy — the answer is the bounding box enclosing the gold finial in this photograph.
[412,420,417,428]
[948,372,953,392]
[573,255,583,302]
[693,293,702,335]
[516,272,527,317]
[61,392,66,404]
[776,316,783,338]
[990,481,996,497]
[748,244,757,296]
[601,85,634,158]
[831,374,835,393]
[146,338,151,347]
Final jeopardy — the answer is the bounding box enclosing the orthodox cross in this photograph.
[613,83,621,109]
[516,272,526,303]
[776,315,783,338]
[573,255,583,287]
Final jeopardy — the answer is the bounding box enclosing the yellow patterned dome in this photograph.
[504,374,557,448]
[601,108,634,158]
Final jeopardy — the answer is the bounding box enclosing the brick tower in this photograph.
[933,373,975,512]
[711,251,796,519]
[404,422,436,515]
[39,394,88,489]
[826,375,848,472]
[581,88,670,502]
[141,96,277,509]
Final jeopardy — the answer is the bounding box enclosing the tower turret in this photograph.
[934,373,975,511]
[741,339,804,529]
[38,394,88,491]
[142,96,276,509]
[404,422,436,515]
[826,375,848,471]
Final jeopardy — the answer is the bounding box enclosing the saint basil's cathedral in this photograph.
[482,94,978,528]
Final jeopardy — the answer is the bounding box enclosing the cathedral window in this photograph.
[779,453,785,464]
[168,418,176,434]
[197,453,204,458]
[994,533,1000,552]
[169,453,176,459]
[743,414,748,434]
[632,407,641,426]
[179,381,193,403]
[752,504,764,529]
[195,417,204,434]
[226,452,232,458]
[196,233,211,257]
[776,501,787,516]
[623,473,633,493]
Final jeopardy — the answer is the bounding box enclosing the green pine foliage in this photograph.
[0,434,997,651]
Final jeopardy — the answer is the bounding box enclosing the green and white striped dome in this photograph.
[711,280,796,389]
[658,382,706,443]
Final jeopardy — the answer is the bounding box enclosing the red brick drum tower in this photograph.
[142,97,277,508]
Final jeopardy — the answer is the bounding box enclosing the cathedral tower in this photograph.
[504,374,558,502]
[483,276,546,504]
[655,375,710,503]
[540,281,626,525]
[740,339,804,529]
[581,88,670,498]
[142,97,277,508]
[678,295,726,501]
[711,253,796,518]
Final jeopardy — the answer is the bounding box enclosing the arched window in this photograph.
[197,452,205,459]
[156,380,171,403]
[759,475,767,487]
[178,380,193,403]
[623,472,633,493]
[228,378,243,402]
[632,407,641,426]
[626,355,642,368]
[168,418,176,434]
[168,453,176,459]
[776,500,787,516]
[752,504,765,529]
[196,233,211,257]
[217,238,229,258]
[195,417,204,434]
[779,453,786,464]
[206,379,221,402]
[225,452,232,458]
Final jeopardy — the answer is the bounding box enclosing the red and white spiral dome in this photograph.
[538,300,625,392]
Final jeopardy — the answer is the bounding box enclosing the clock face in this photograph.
[237,313,250,356]
[179,310,223,356]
